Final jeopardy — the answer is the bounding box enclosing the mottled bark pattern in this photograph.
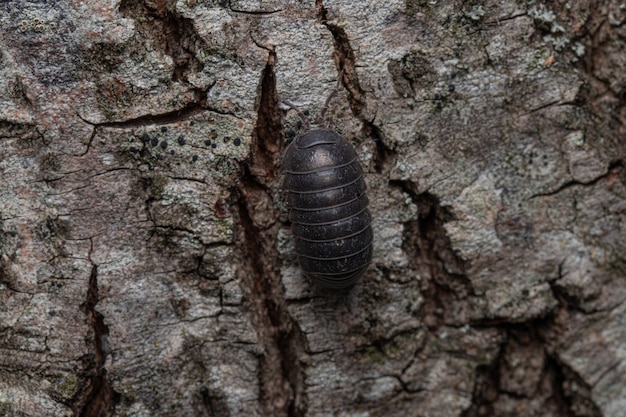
[0,1,624,417]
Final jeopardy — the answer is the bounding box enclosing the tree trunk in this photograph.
[0,0,624,416]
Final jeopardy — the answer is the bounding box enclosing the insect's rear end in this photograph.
[282,128,373,289]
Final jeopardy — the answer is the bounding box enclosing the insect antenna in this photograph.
[316,69,344,127]
[282,99,310,132]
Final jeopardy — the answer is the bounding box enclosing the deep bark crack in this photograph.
[73,242,119,416]
[462,317,603,417]
[316,0,366,115]
[119,0,206,84]
[395,183,474,327]
[235,49,307,417]
[530,159,624,199]
[316,1,396,174]
[76,87,217,128]
[550,356,603,417]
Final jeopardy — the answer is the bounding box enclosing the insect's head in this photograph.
[282,71,344,145]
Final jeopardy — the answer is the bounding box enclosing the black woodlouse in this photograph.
[281,94,373,289]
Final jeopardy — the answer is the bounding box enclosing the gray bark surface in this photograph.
[0,0,624,416]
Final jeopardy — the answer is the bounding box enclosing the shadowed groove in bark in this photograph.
[461,345,502,417]
[578,0,626,155]
[251,48,282,181]
[363,121,395,174]
[196,386,231,417]
[234,49,307,417]
[74,261,120,417]
[462,322,601,417]
[396,180,604,415]
[119,0,206,84]
[316,1,396,175]
[316,0,366,115]
[78,91,214,128]
[530,159,625,199]
[395,184,473,327]
[552,357,603,417]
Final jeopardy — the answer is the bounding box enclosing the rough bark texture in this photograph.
[0,1,624,416]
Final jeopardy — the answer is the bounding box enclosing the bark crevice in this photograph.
[119,0,206,83]
[396,184,473,328]
[530,159,624,199]
[74,244,119,417]
[316,0,366,115]
[462,321,602,417]
[235,49,308,417]
[77,93,215,129]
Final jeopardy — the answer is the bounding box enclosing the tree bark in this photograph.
[0,0,624,416]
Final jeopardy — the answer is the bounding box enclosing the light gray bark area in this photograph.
[0,1,624,417]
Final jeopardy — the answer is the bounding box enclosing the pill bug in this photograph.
[282,126,373,289]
